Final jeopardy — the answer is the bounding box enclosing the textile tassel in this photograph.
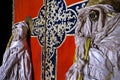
[78,74,84,80]
[84,37,91,62]
[6,35,13,49]
[78,37,91,80]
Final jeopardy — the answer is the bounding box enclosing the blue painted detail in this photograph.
[32,0,88,80]
[68,1,88,15]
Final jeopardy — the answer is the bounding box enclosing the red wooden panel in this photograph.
[57,36,76,80]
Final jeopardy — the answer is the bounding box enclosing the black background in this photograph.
[0,0,12,65]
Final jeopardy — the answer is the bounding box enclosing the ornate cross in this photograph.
[32,0,88,80]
